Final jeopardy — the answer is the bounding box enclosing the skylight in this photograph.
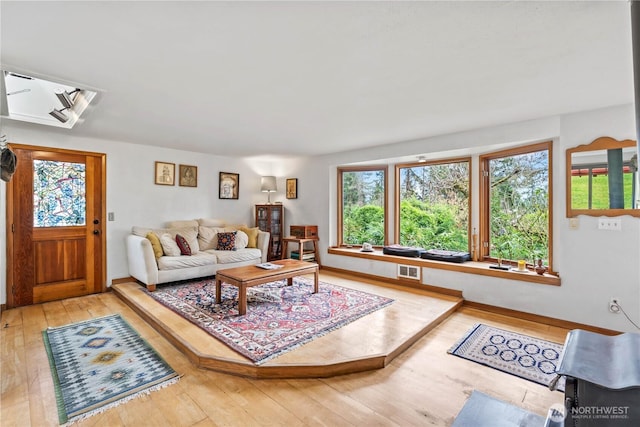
[1,70,97,129]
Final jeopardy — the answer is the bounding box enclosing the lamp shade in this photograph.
[260,176,277,192]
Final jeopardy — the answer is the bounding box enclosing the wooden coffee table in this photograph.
[215,259,319,315]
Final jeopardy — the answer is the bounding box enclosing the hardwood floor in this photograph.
[1,271,566,426]
[111,273,462,378]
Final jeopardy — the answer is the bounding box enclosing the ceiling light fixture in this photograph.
[417,156,427,163]
[49,88,80,123]
[49,108,69,123]
[55,88,77,109]
[2,70,98,129]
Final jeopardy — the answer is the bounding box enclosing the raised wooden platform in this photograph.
[112,272,462,379]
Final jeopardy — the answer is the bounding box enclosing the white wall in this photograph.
[312,104,640,332]
[0,124,277,305]
[2,104,639,334]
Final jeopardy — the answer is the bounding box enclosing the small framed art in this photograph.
[219,172,239,199]
[179,164,198,187]
[286,178,298,199]
[155,161,175,185]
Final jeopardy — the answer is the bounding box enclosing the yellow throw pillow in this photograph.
[146,232,164,258]
[239,226,260,248]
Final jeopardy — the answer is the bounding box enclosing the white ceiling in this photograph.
[0,1,634,158]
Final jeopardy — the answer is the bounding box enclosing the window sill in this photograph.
[327,247,561,287]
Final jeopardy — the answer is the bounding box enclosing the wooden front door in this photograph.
[6,144,106,307]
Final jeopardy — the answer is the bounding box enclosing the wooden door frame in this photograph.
[5,144,107,308]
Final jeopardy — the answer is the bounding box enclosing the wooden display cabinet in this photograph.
[255,204,284,261]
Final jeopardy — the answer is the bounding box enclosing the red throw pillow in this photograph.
[175,234,191,256]
[216,231,236,251]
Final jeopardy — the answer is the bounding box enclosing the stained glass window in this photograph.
[33,160,86,227]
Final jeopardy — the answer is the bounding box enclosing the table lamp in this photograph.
[260,176,277,203]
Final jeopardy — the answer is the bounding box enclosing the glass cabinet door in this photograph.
[255,204,283,260]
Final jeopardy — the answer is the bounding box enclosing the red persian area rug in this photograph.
[144,277,393,364]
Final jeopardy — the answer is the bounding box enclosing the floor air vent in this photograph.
[397,264,421,280]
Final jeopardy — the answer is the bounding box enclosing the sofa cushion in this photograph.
[160,233,181,256]
[166,220,199,229]
[225,224,247,231]
[145,232,164,258]
[157,252,217,270]
[132,225,199,253]
[163,227,199,254]
[239,226,260,248]
[217,231,236,251]
[175,234,192,256]
[198,226,224,250]
[132,226,155,237]
[235,230,249,250]
[197,218,226,227]
[208,248,262,264]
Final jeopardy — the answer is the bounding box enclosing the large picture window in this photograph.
[338,166,387,247]
[396,158,470,251]
[480,142,552,269]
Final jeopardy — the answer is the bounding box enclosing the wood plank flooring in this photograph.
[1,271,567,426]
[111,273,462,378]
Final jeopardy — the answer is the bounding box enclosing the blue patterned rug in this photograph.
[448,323,565,392]
[43,314,180,425]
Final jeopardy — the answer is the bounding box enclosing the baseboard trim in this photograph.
[111,276,136,285]
[321,265,463,297]
[463,300,619,335]
[322,266,619,335]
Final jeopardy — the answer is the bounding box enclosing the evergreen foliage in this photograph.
[488,150,548,264]
[341,148,553,266]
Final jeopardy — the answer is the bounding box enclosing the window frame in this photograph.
[479,141,554,273]
[394,156,472,251]
[337,165,389,248]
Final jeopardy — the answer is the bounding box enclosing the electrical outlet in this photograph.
[609,297,621,314]
[598,218,621,231]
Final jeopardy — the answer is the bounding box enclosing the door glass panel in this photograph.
[33,159,86,227]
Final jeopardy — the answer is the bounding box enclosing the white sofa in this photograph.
[126,219,270,291]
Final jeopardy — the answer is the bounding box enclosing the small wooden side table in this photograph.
[281,237,321,267]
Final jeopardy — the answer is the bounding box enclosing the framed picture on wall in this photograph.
[219,172,239,199]
[286,178,298,199]
[179,164,198,187]
[155,161,175,185]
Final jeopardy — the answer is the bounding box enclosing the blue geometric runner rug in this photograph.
[448,323,565,392]
[43,314,180,425]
